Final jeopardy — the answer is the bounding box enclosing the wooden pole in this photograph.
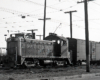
[84,0,90,72]
[64,10,77,38]
[43,0,46,40]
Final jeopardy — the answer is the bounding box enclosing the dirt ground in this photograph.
[1,65,100,80]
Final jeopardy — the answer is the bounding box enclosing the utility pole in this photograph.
[77,0,94,72]
[27,29,38,39]
[84,0,90,72]
[36,35,43,40]
[64,10,77,38]
[38,0,51,40]
[43,0,46,40]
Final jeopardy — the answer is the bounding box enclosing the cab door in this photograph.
[54,41,61,57]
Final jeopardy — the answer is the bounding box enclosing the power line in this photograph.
[48,0,67,6]
[73,14,83,19]
[62,4,78,11]
[88,3,100,13]
[22,0,61,11]
[0,20,34,24]
[73,18,100,22]
[23,0,78,12]
[92,1,100,6]
[0,7,45,20]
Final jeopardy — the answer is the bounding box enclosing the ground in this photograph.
[0,65,100,80]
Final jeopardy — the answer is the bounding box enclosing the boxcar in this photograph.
[68,38,100,65]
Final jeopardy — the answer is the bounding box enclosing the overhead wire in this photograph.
[0,0,100,31]
[72,23,100,31]
[66,0,77,3]
[72,20,100,31]
[21,0,78,12]
[62,3,78,11]
[0,20,34,25]
[13,0,79,20]
[24,0,78,14]
[20,0,61,11]
[1,0,100,32]
[88,3,100,13]
[92,1,100,7]
[48,0,67,6]
[0,7,44,19]
[0,5,71,25]
[71,0,100,31]
[88,3,100,26]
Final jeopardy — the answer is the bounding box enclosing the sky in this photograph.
[0,0,100,47]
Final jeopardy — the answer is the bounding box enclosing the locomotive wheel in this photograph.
[39,60,49,68]
[64,61,68,67]
[39,60,44,66]
[53,60,57,67]
[34,59,39,67]
[19,62,27,69]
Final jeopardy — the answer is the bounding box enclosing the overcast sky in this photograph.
[0,0,100,47]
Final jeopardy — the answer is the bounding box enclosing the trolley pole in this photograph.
[77,0,94,72]
[64,10,77,38]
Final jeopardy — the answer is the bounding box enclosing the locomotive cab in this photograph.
[44,33,69,58]
[44,33,70,66]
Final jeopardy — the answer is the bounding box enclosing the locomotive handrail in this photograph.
[15,47,17,67]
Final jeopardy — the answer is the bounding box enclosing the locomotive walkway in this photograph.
[1,65,100,80]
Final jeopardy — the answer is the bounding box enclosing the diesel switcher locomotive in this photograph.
[6,33,70,68]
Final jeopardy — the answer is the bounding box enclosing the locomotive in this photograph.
[5,33,70,68]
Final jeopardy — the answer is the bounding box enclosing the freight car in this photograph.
[5,33,70,68]
[68,38,100,65]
